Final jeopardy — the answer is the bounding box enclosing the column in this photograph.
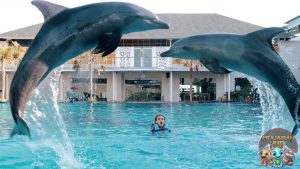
[227,73,231,101]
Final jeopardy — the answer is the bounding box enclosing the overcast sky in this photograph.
[0,0,299,34]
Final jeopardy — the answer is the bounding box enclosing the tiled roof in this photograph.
[0,13,263,40]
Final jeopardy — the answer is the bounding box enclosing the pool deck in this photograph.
[57,100,260,105]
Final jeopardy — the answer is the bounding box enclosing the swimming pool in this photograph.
[0,103,298,168]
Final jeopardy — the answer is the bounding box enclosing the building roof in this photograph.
[0,13,263,40]
[284,15,300,36]
[286,15,300,24]
[125,14,263,39]
[0,23,41,40]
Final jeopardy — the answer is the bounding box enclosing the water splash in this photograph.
[277,40,300,142]
[248,77,294,134]
[279,40,300,72]
[23,67,83,168]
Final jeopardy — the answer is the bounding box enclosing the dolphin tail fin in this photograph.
[10,116,31,139]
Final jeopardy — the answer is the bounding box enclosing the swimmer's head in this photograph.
[155,114,165,128]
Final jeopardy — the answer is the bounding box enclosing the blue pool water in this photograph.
[0,103,298,169]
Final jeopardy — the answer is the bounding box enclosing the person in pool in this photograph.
[150,114,171,134]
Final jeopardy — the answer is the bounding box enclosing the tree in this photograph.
[174,58,201,102]
[72,59,80,72]
[0,41,24,102]
[0,42,12,101]
[11,41,25,66]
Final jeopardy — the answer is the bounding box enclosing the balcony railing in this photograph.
[3,47,206,72]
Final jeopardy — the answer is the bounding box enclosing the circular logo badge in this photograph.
[258,128,298,167]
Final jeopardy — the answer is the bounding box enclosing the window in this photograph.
[71,78,107,84]
[134,48,152,67]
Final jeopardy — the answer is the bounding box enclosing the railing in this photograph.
[61,57,187,72]
[4,58,205,72]
[3,64,18,72]
[114,56,172,68]
[3,46,206,72]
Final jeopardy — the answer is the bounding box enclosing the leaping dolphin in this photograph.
[10,0,169,138]
[161,27,300,135]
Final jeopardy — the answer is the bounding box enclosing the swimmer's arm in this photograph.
[150,124,154,134]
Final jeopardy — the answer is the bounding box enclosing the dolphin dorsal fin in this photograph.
[31,0,68,21]
[247,27,285,46]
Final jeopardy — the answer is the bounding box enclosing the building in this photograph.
[286,15,300,35]
[278,36,300,81]
[0,14,267,102]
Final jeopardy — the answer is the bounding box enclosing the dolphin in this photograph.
[10,0,169,138]
[161,27,300,135]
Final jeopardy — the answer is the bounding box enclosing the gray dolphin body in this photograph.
[161,27,300,135]
[10,0,169,138]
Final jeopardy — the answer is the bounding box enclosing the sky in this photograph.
[0,0,299,34]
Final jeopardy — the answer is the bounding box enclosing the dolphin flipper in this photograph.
[10,116,31,139]
[31,0,68,21]
[92,33,122,57]
[201,59,230,74]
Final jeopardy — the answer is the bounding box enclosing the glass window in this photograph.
[143,48,152,67]
[134,48,152,67]
[134,48,141,67]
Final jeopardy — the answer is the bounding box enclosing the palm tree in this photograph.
[71,51,107,103]
[175,58,201,102]
[181,59,200,102]
[72,59,80,72]
[0,41,24,102]
[11,41,25,66]
[71,52,95,103]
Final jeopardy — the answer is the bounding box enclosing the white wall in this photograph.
[171,72,180,102]
[161,72,169,102]
[114,72,125,102]
[5,72,14,100]
[279,38,300,82]
[106,72,114,102]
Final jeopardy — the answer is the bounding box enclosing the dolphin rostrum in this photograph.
[10,0,169,138]
[161,27,300,135]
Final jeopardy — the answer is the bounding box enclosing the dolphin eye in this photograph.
[133,15,143,20]
[183,46,190,50]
